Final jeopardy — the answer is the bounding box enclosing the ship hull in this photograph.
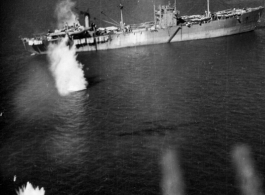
[24,7,263,54]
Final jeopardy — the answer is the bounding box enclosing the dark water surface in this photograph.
[1,0,265,194]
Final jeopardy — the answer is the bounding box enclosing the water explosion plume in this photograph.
[16,182,45,195]
[48,37,88,96]
[55,0,80,28]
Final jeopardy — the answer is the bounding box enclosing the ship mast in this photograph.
[207,0,210,17]
[175,0,177,16]
[154,4,156,29]
[119,4,124,30]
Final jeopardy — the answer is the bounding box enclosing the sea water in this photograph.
[0,0,265,194]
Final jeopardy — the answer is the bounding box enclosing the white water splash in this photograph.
[16,182,45,195]
[48,37,88,96]
[55,0,80,28]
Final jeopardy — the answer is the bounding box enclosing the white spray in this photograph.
[48,37,87,96]
[48,0,88,96]
[16,182,45,195]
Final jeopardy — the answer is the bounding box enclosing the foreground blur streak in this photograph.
[161,149,185,195]
[161,144,264,195]
[232,144,264,195]
[16,145,263,194]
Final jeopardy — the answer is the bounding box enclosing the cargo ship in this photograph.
[21,0,264,54]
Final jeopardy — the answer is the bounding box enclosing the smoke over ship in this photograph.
[21,0,264,54]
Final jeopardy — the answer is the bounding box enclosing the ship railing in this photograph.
[130,21,155,30]
[216,8,247,16]
[215,8,234,14]
[182,15,204,20]
[215,11,244,19]
[182,15,211,21]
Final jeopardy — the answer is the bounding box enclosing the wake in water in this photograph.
[47,37,88,96]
